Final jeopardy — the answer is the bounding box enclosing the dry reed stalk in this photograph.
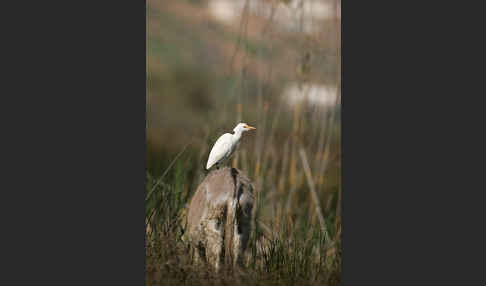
[241,148,249,174]
[325,191,335,213]
[233,103,243,169]
[276,141,289,229]
[146,143,189,203]
[335,166,341,233]
[286,158,297,219]
[254,123,262,178]
[318,93,340,188]
[287,99,301,213]
[299,148,330,242]
[276,201,282,230]
[278,141,289,195]
[256,218,275,241]
[259,102,271,175]
[309,184,334,236]
[315,107,330,172]
[310,152,339,228]
[263,101,282,157]
[254,75,263,178]
[299,84,312,137]
[228,0,251,74]
[307,207,318,239]
[266,186,278,219]
[258,4,278,177]
[265,147,277,186]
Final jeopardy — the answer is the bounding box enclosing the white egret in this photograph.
[206,123,256,170]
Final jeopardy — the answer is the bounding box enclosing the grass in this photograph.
[146,183,341,286]
[145,109,341,285]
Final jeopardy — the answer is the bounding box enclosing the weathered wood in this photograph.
[185,167,254,271]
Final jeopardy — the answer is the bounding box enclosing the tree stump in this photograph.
[185,167,255,271]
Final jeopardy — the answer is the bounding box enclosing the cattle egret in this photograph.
[206,123,256,170]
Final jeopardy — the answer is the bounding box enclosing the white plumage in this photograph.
[206,123,256,169]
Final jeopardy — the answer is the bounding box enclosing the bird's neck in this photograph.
[232,130,243,141]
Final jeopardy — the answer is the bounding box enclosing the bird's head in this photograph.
[234,122,256,133]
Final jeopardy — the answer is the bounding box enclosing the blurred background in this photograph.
[146,0,341,282]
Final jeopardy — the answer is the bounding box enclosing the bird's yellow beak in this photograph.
[246,125,256,130]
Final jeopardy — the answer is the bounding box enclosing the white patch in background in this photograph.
[283,82,339,108]
[207,0,243,25]
[207,0,340,33]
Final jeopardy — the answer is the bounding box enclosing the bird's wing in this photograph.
[206,133,232,169]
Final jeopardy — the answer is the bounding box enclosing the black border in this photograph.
[4,1,146,284]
